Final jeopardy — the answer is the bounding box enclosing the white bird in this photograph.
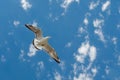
[25,24,60,63]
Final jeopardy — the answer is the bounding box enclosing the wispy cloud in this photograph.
[105,66,110,75]
[117,24,120,29]
[65,42,72,48]
[112,37,117,45]
[89,1,100,10]
[27,44,38,57]
[32,21,38,27]
[83,17,89,26]
[37,61,44,69]
[91,67,97,77]
[102,1,111,12]
[93,19,105,42]
[94,29,105,42]
[83,13,91,26]
[117,55,120,66]
[76,41,90,63]
[93,19,104,28]
[73,40,97,80]
[78,27,85,34]
[74,73,93,80]
[36,61,45,79]
[21,0,32,11]
[61,0,80,15]
[0,55,6,62]
[75,41,96,63]
[118,7,120,14]
[61,0,74,10]
[13,20,20,26]
[89,46,97,62]
[19,49,26,62]
[77,26,88,37]
[59,61,65,70]
[75,0,80,4]
[54,71,62,80]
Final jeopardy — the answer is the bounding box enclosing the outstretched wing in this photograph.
[25,24,42,39]
[42,43,60,63]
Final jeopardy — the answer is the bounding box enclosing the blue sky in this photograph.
[0,0,120,80]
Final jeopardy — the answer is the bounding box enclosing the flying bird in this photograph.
[25,24,60,63]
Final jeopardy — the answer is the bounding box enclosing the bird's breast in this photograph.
[33,39,42,50]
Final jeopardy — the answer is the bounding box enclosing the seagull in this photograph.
[25,24,60,63]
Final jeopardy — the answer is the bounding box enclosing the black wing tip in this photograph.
[25,24,30,27]
[53,58,60,63]
[25,24,28,26]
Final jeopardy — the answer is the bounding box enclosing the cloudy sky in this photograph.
[0,0,120,80]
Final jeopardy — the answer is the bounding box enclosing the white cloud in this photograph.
[32,21,38,27]
[115,77,120,80]
[73,63,78,75]
[61,0,80,15]
[117,24,120,29]
[75,41,97,63]
[37,61,44,69]
[75,41,90,63]
[73,40,97,80]
[19,49,26,62]
[48,13,60,22]
[112,37,117,45]
[105,66,110,75]
[78,41,90,56]
[54,72,62,80]
[93,19,105,42]
[65,42,72,48]
[73,63,98,80]
[93,19,104,28]
[74,73,93,80]
[118,7,120,14]
[89,46,96,62]
[13,20,20,26]
[91,67,97,77]
[59,61,65,70]
[75,54,84,63]
[117,55,120,66]
[75,0,80,4]
[77,27,87,37]
[102,1,111,12]
[8,32,14,35]
[89,1,100,10]
[21,0,32,11]
[49,0,52,5]
[78,27,85,34]
[27,44,38,57]
[36,61,45,79]
[0,55,6,62]
[94,29,105,42]
[83,17,89,25]
[61,0,74,10]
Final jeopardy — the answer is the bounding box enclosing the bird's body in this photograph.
[33,37,48,50]
[33,38,43,50]
[25,24,60,63]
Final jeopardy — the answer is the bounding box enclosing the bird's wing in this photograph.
[42,43,60,63]
[25,24,42,39]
